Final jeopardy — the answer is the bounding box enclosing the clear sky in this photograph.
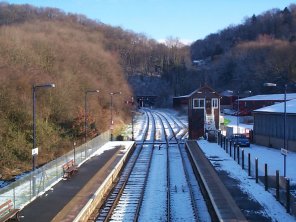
[5,0,296,44]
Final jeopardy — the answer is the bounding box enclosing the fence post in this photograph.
[242,149,245,169]
[30,174,32,200]
[217,132,220,145]
[237,146,240,164]
[248,153,251,176]
[255,158,258,183]
[13,186,16,208]
[225,139,227,153]
[276,170,279,201]
[286,178,290,213]
[264,163,268,191]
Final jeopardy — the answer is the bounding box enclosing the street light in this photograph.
[264,82,287,177]
[32,83,55,171]
[84,90,99,143]
[110,92,121,141]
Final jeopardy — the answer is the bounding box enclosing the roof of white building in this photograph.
[239,93,296,101]
[253,99,296,114]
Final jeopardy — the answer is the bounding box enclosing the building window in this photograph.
[193,98,205,109]
[212,98,218,109]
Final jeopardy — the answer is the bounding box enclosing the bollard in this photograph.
[286,178,290,213]
[248,153,251,176]
[234,146,236,160]
[237,145,240,164]
[223,136,226,150]
[242,149,245,169]
[220,135,223,148]
[218,132,220,145]
[255,158,258,183]
[230,142,232,157]
[276,170,279,201]
[226,138,228,152]
[264,163,268,191]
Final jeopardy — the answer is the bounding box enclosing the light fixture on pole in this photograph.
[84,90,100,143]
[32,83,55,171]
[264,82,287,177]
[110,92,121,141]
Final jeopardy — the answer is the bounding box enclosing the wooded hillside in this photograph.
[190,4,296,93]
[0,4,134,178]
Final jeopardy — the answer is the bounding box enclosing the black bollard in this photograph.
[286,178,290,213]
[248,153,251,176]
[255,158,258,183]
[237,145,240,164]
[242,149,244,169]
[264,163,268,191]
[276,170,279,201]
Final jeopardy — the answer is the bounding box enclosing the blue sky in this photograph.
[5,0,296,43]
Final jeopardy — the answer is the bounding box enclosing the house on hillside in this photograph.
[253,99,296,152]
[188,85,220,139]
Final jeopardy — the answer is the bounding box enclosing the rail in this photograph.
[156,111,198,220]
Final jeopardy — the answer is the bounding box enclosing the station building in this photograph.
[253,99,296,152]
[187,85,220,139]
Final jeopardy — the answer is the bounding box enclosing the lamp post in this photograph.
[84,90,99,143]
[110,92,121,141]
[264,82,287,177]
[32,83,55,171]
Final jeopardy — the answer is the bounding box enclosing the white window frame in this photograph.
[193,98,205,109]
[212,98,219,109]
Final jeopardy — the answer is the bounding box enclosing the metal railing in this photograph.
[0,131,109,209]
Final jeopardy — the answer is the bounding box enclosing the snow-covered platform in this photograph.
[186,140,247,221]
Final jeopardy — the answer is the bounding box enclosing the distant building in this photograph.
[220,90,237,111]
[188,85,220,139]
[238,93,296,115]
[136,95,157,107]
[172,95,189,110]
[253,99,296,152]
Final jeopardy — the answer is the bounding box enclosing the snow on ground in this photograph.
[90,141,133,156]
[244,144,296,183]
[221,114,296,184]
[223,114,253,132]
[139,145,167,221]
[198,139,295,222]
[169,145,195,221]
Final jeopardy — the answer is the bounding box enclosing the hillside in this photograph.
[0,6,134,179]
[190,4,296,93]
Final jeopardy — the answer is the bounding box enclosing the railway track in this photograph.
[94,110,156,221]
[154,111,196,221]
[91,109,210,221]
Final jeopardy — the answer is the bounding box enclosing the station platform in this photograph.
[19,142,134,222]
[186,140,247,222]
